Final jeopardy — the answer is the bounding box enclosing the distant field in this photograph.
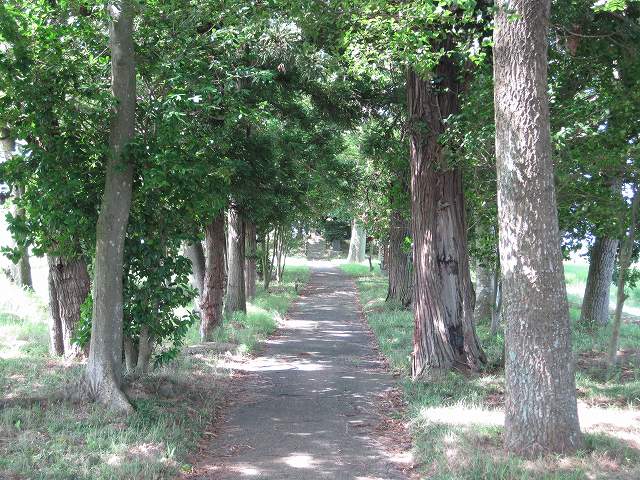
[564,261,640,317]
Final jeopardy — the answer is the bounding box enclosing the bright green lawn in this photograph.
[0,265,309,480]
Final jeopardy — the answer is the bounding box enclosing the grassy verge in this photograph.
[0,265,309,480]
[341,262,640,480]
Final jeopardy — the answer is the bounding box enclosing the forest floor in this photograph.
[343,262,640,480]
[0,265,310,480]
[184,263,415,479]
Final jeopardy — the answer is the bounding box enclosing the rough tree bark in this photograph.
[245,220,257,300]
[346,218,366,263]
[200,214,225,340]
[494,0,582,455]
[47,259,64,356]
[580,236,618,326]
[474,262,494,323]
[607,188,640,369]
[386,209,412,308]
[408,63,486,377]
[86,0,136,414]
[0,128,32,289]
[225,205,246,316]
[48,255,90,357]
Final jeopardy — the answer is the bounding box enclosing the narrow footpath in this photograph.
[187,265,410,480]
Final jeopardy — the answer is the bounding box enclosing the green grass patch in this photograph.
[351,267,640,479]
[0,264,310,479]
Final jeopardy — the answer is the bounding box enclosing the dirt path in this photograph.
[186,265,411,479]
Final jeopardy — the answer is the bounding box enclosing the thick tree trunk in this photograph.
[607,188,640,369]
[245,221,257,300]
[494,0,581,456]
[408,65,486,378]
[225,206,246,316]
[48,255,90,357]
[0,128,32,289]
[474,262,494,323]
[580,236,618,326]
[86,0,136,414]
[386,209,412,308]
[200,214,225,340]
[184,240,205,309]
[47,258,64,356]
[347,218,366,263]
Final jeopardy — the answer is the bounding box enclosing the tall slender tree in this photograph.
[494,0,582,455]
[86,0,136,413]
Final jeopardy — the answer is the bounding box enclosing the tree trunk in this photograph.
[347,218,366,263]
[386,209,412,308]
[225,205,246,316]
[86,0,136,414]
[136,325,154,374]
[47,257,64,356]
[245,221,257,300]
[580,236,618,326]
[607,188,640,369]
[123,337,138,372]
[474,262,494,323]
[0,128,33,289]
[407,64,486,378]
[184,240,205,310]
[494,0,581,456]
[48,255,90,357]
[200,214,226,340]
[490,267,502,336]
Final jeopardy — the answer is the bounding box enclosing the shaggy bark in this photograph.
[607,188,640,369]
[408,64,486,378]
[245,220,257,300]
[494,0,581,455]
[48,255,90,357]
[225,206,246,315]
[200,214,225,340]
[86,0,136,414]
[386,209,412,308]
[0,128,32,289]
[347,218,366,263]
[580,236,618,326]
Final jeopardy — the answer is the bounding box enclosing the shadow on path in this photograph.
[186,265,410,480]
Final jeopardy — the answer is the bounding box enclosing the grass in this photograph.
[341,261,640,480]
[0,265,309,480]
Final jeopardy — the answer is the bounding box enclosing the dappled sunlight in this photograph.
[281,452,318,468]
[418,404,504,428]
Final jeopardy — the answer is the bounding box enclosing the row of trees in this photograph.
[0,0,359,411]
[340,0,639,457]
[1,0,638,461]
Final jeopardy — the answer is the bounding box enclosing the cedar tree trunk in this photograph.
[200,214,225,340]
[347,218,366,263]
[245,220,257,300]
[408,64,486,378]
[386,208,412,308]
[225,206,246,316]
